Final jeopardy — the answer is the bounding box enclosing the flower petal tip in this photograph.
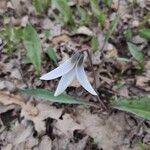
[54,92,59,97]
[92,91,97,96]
[40,75,48,80]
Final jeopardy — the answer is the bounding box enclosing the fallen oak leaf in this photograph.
[0,91,38,116]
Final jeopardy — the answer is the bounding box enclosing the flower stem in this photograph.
[82,48,108,110]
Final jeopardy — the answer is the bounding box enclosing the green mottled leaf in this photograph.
[139,28,150,40]
[23,25,42,74]
[20,89,96,106]
[127,42,144,65]
[47,47,57,64]
[112,97,150,120]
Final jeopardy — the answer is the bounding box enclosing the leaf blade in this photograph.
[139,28,150,40]
[112,97,150,120]
[23,24,42,74]
[47,47,57,64]
[127,42,144,65]
[54,0,74,26]
[90,0,106,26]
[20,89,94,105]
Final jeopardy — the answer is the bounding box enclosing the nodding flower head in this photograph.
[40,51,97,96]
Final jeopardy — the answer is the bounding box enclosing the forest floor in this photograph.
[0,0,150,150]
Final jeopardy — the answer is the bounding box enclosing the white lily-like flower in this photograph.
[40,52,97,96]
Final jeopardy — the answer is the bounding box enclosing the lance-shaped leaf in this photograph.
[23,24,42,74]
[139,28,150,40]
[127,42,144,65]
[112,97,150,120]
[76,55,97,95]
[40,58,75,80]
[20,89,97,107]
[54,68,76,96]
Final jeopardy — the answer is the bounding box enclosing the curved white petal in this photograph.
[76,56,97,95]
[40,58,75,80]
[54,68,76,96]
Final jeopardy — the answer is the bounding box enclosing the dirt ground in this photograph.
[0,0,150,150]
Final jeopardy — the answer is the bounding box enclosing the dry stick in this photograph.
[86,50,108,110]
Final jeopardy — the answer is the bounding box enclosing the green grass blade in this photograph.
[78,6,90,26]
[103,0,112,7]
[20,89,96,106]
[105,15,120,42]
[33,0,43,14]
[54,0,74,26]
[23,25,42,74]
[91,35,99,52]
[90,0,106,26]
[112,97,150,120]
[32,0,51,14]
[47,47,57,64]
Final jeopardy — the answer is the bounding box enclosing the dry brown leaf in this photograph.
[54,114,84,137]
[1,144,13,150]
[0,122,35,150]
[104,44,118,59]
[0,0,7,13]
[136,76,150,92]
[25,137,39,149]
[70,79,81,87]
[42,18,53,30]
[67,136,89,150]
[0,104,15,114]
[52,34,70,45]
[75,107,130,150]
[21,102,63,134]
[0,92,38,116]
[10,0,22,14]
[117,86,129,97]
[52,136,70,150]
[13,125,33,145]
[39,136,52,150]
[100,76,114,85]
[0,81,16,92]
[76,26,93,36]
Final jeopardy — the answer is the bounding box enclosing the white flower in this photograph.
[40,52,97,96]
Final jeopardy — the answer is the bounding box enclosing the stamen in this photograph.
[77,54,84,66]
[71,51,82,63]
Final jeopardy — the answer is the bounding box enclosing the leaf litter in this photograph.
[0,0,150,149]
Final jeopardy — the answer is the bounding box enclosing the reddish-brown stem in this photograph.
[81,48,108,110]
